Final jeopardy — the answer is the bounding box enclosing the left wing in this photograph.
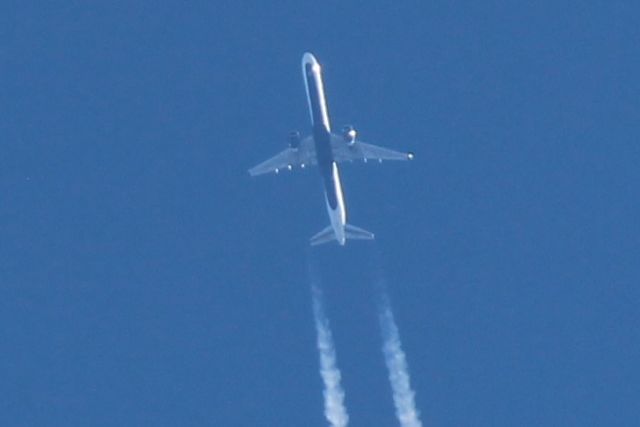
[249,136,316,176]
[330,134,414,163]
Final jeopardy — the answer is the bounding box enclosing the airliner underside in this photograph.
[249,53,413,246]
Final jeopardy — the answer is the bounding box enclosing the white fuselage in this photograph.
[301,53,347,245]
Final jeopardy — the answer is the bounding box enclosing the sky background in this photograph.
[2,2,639,426]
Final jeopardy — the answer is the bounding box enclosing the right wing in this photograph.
[330,134,414,163]
[248,136,316,176]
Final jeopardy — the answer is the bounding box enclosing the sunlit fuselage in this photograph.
[302,53,347,245]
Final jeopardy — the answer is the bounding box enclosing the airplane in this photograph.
[249,52,414,246]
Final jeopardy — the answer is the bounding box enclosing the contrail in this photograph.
[311,285,349,427]
[377,288,423,427]
[308,254,349,427]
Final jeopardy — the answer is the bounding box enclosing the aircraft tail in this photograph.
[310,224,375,246]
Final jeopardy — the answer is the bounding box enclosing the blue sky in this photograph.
[2,2,639,426]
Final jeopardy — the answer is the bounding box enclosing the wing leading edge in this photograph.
[330,134,414,164]
[248,134,413,176]
[248,136,316,176]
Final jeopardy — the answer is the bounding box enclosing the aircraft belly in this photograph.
[321,161,347,245]
[302,53,331,131]
[324,192,346,245]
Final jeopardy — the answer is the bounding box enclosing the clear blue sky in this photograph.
[2,2,638,426]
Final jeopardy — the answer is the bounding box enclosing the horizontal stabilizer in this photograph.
[309,224,375,246]
[310,225,335,246]
[345,224,375,241]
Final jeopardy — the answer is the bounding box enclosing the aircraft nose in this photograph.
[302,52,320,73]
[302,52,317,65]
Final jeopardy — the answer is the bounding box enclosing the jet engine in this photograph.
[288,130,301,148]
[341,125,357,146]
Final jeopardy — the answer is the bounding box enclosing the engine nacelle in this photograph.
[341,125,357,146]
[288,130,301,148]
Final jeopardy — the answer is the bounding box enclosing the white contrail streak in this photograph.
[311,283,349,427]
[378,292,423,427]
